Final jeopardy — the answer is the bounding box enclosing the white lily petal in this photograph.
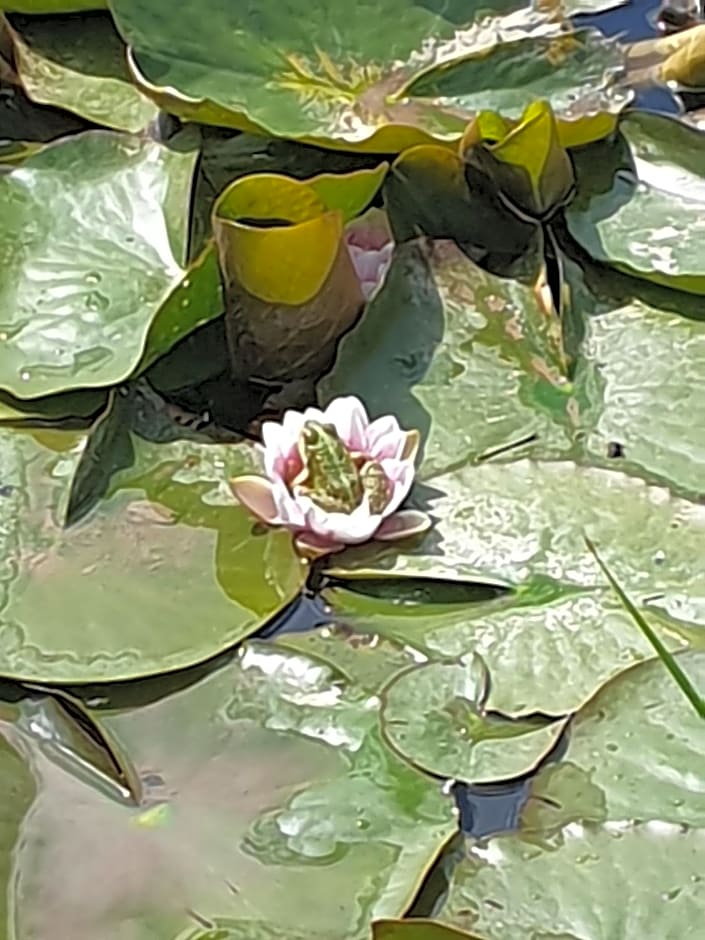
[272,478,306,527]
[379,460,416,516]
[322,395,369,451]
[304,496,381,544]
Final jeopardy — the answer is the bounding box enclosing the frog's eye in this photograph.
[322,423,337,436]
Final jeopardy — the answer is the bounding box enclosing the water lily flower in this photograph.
[344,209,394,301]
[230,396,431,559]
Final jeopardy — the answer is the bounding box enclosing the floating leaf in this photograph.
[567,111,705,294]
[2,639,456,937]
[440,823,705,939]
[109,0,622,150]
[0,131,197,398]
[559,259,705,499]
[321,240,573,481]
[586,537,705,719]
[380,659,567,782]
[64,387,135,527]
[660,23,705,88]
[7,11,157,133]
[0,427,304,683]
[528,650,705,831]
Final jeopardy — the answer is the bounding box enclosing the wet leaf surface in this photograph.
[1,637,456,939]
[8,11,157,132]
[441,823,705,939]
[109,0,622,150]
[0,131,197,398]
[567,111,705,294]
[532,651,705,827]
[380,659,567,783]
[0,426,304,682]
[321,240,572,480]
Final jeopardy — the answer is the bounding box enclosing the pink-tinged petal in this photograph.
[365,414,404,459]
[271,479,306,527]
[229,476,281,524]
[322,396,369,451]
[375,510,432,541]
[262,412,304,479]
[303,497,381,544]
[294,531,345,559]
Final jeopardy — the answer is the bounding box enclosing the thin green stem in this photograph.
[584,534,705,721]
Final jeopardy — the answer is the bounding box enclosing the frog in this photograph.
[292,420,389,514]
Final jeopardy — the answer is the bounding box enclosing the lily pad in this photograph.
[380,659,567,782]
[441,823,705,940]
[323,585,682,715]
[0,130,198,399]
[321,240,573,480]
[110,0,621,150]
[2,639,456,938]
[565,257,705,499]
[566,111,705,294]
[326,460,705,599]
[532,651,705,828]
[7,12,158,133]
[0,426,304,683]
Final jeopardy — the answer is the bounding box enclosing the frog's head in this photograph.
[301,420,340,451]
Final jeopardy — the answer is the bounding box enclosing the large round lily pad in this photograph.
[0,427,304,682]
[109,0,622,150]
[1,639,456,938]
[0,131,197,398]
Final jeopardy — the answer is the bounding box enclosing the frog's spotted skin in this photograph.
[293,420,388,514]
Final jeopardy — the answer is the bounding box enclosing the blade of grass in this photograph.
[584,534,705,720]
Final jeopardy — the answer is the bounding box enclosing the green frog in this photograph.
[292,420,389,514]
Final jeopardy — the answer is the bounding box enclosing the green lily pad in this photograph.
[323,585,683,715]
[0,387,107,425]
[0,130,197,399]
[441,823,705,940]
[326,460,705,599]
[380,659,567,782]
[565,256,705,499]
[0,426,304,683]
[321,240,573,481]
[8,11,158,133]
[109,0,621,150]
[566,111,705,294]
[531,651,705,828]
[2,639,456,938]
